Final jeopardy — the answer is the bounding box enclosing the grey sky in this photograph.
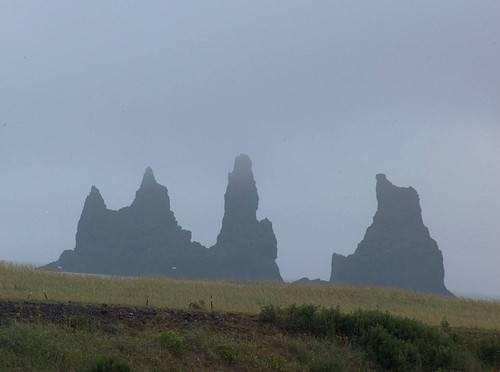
[1,1,499,296]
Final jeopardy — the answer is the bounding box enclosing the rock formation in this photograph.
[209,154,282,281]
[45,167,210,278]
[293,277,330,285]
[331,174,453,296]
[45,155,282,282]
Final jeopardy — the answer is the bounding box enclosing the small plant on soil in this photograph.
[188,300,207,311]
[159,330,186,355]
[88,357,132,372]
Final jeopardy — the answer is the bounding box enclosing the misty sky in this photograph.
[1,1,499,296]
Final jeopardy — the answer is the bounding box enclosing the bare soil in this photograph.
[0,299,262,335]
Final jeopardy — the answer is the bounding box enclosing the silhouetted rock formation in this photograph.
[331,174,453,296]
[293,277,330,285]
[46,168,210,278]
[45,156,282,282]
[209,155,283,281]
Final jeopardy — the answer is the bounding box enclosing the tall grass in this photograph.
[1,262,499,330]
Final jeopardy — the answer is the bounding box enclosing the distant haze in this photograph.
[1,1,499,296]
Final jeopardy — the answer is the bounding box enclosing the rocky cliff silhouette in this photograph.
[45,167,210,277]
[209,155,282,281]
[331,174,453,296]
[45,155,282,282]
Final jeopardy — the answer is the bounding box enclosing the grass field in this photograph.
[2,262,500,371]
[1,262,499,330]
[0,301,369,372]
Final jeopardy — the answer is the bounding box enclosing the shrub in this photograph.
[259,304,475,371]
[440,318,451,333]
[215,341,239,364]
[159,330,185,355]
[259,304,278,323]
[88,357,132,372]
[476,337,500,366]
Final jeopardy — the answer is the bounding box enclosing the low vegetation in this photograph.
[0,302,499,371]
[159,330,186,355]
[260,304,500,371]
[2,262,500,329]
[0,314,366,371]
[1,262,500,370]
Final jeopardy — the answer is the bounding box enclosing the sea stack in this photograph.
[45,168,209,277]
[210,154,283,281]
[331,174,453,296]
[45,157,283,282]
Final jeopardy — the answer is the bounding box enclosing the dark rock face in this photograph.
[293,277,330,285]
[46,168,211,278]
[46,156,282,282]
[209,155,282,281]
[331,174,453,296]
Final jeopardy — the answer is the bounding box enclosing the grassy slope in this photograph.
[1,262,500,330]
[0,301,498,371]
[1,263,500,371]
[0,301,367,372]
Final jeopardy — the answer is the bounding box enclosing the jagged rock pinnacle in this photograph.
[45,157,283,282]
[331,174,452,296]
[131,167,172,211]
[141,167,158,188]
[375,174,422,226]
[47,166,201,276]
[82,185,106,214]
[233,154,253,176]
[223,154,258,221]
[211,154,282,282]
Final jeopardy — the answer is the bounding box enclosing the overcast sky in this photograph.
[1,1,499,296]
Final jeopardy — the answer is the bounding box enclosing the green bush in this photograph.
[215,341,239,364]
[159,330,185,355]
[259,304,278,323]
[259,304,477,371]
[89,357,132,372]
[476,337,500,366]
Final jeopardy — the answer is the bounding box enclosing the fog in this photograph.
[1,1,499,296]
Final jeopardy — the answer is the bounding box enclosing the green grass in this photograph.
[1,303,498,371]
[1,262,500,329]
[1,261,500,371]
[159,330,186,355]
[259,304,500,371]
[0,318,366,371]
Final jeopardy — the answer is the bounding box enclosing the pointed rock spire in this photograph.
[223,154,259,221]
[73,185,109,255]
[132,167,171,210]
[48,167,197,274]
[45,159,282,282]
[233,154,254,177]
[211,154,282,281]
[141,167,158,188]
[331,174,452,296]
[81,185,107,218]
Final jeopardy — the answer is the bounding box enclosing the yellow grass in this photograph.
[1,262,499,330]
